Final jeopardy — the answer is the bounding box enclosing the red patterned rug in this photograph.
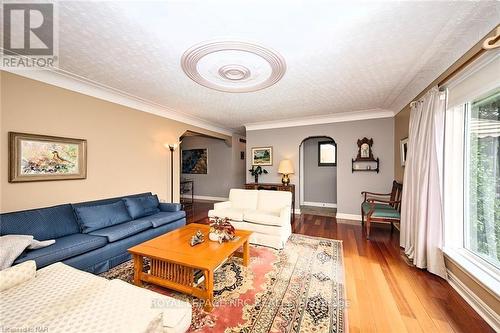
[100,234,346,332]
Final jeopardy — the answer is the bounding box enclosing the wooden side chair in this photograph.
[361,180,403,239]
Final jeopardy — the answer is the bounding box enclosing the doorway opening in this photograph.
[178,130,246,221]
[299,136,337,217]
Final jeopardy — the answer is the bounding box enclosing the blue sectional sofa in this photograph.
[0,192,186,274]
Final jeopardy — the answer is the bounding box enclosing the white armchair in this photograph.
[208,189,292,249]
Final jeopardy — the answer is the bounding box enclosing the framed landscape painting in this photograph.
[9,132,87,182]
[251,147,272,166]
[182,148,208,174]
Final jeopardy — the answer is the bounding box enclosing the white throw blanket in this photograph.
[0,262,192,333]
[0,235,55,270]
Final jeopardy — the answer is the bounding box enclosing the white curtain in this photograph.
[400,86,447,279]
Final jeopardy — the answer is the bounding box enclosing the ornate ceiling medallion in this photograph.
[181,40,286,93]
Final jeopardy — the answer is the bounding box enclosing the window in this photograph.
[443,53,500,293]
[318,141,336,166]
[465,89,500,269]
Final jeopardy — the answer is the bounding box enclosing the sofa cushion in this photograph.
[243,210,283,227]
[362,202,400,219]
[122,195,160,219]
[256,190,292,215]
[232,220,283,236]
[71,192,153,209]
[134,211,186,228]
[229,189,258,210]
[14,234,107,268]
[89,219,152,242]
[0,204,80,240]
[208,208,244,222]
[73,201,132,233]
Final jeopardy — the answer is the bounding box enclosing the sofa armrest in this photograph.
[279,206,291,225]
[159,203,182,212]
[213,201,232,210]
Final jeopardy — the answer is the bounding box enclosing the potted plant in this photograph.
[249,165,268,183]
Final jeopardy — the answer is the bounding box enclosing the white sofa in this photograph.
[208,189,292,249]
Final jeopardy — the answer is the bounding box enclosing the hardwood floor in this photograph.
[187,200,494,333]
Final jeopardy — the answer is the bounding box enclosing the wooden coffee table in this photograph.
[128,223,252,311]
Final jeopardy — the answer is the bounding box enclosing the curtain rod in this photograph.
[404,25,499,112]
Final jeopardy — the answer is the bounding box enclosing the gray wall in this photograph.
[246,117,394,216]
[181,134,246,198]
[303,137,337,204]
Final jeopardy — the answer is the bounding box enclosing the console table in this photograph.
[244,183,295,222]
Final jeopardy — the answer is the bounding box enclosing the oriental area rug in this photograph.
[100,234,346,333]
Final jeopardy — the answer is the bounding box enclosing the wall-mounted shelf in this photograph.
[352,157,379,173]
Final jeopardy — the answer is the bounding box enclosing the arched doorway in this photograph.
[299,136,337,217]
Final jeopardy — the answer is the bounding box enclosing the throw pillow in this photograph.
[73,201,132,233]
[0,235,56,270]
[122,195,160,219]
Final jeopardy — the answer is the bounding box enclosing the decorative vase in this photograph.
[254,174,259,183]
[208,217,236,243]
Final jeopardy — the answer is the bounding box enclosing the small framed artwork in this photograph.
[251,147,272,166]
[318,140,337,166]
[182,148,208,174]
[9,132,87,182]
[400,137,408,166]
[240,151,245,160]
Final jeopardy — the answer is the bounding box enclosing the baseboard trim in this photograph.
[294,209,301,215]
[302,201,337,208]
[336,219,360,225]
[181,195,228,202]
[447,269,500,332]
[336,213,362,221]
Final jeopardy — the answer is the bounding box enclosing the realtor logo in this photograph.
[2,2,58,68]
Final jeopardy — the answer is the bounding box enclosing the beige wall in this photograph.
[0,72,230,212]
[394,106,410,182]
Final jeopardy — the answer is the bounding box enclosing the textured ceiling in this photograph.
[51,1,500,132]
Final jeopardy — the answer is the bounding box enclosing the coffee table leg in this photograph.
[204,269,214,312]
[133,254,143,287]
[242,240,250,267]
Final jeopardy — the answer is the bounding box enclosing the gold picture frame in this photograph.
[9,132,87,182]
[251,146,273,166]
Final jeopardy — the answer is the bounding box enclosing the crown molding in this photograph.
[2,68,234,136]
[244,108,395,131]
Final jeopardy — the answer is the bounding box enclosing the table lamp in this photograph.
[278,159,294,185]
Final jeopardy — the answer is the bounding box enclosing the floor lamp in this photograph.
[165,143,177,203]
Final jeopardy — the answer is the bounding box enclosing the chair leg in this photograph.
[361,207,365,225]
[366,217,371,239]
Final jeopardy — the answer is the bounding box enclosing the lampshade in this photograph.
[278,159,294,174]
[164,143,178,150]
